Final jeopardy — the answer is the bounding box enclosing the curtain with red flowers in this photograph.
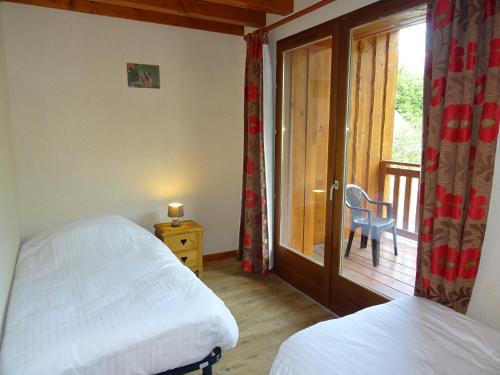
[238,32,270,274]
[415,0,500,313]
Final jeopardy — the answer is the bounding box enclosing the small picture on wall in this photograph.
[127,63,160,89]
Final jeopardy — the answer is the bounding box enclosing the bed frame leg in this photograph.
[157,347,220,375]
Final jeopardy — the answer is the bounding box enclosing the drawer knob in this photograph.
[181,256,188,263]
[181,239,187,246]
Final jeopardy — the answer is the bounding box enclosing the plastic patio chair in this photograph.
[344,184,398,266]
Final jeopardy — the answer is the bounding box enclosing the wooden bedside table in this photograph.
[154,220,204,277]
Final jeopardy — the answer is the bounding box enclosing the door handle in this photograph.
[330,180,339,201]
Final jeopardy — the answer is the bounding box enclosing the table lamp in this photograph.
[168,202,184,227]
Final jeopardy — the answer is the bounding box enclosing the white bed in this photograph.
[271,296,500,375]
[0,215,238,375]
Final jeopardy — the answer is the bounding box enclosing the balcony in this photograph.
[341,160,420,298]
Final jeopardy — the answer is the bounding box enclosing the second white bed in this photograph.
[271,296,500,375]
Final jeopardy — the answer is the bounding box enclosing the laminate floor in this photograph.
[199,258,335,375]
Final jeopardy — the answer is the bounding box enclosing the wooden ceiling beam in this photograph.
[203,0,293,16]
[4,0,244,35]
[91,0,266,27]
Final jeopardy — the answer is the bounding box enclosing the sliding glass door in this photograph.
[275,0,428,314]
[274,24,338,306]
[280,37,332,265]
[330,0,428,315]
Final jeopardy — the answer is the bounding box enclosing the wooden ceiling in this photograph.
[3,0,294,36]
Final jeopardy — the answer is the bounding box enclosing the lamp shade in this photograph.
[168,203,184,218]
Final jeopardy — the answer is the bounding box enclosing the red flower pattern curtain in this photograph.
[415,0,500,313]
[238,32,270,274]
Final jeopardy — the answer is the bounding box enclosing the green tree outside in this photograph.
[392,65,423,163]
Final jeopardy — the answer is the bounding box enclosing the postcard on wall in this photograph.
[127,63,160,89]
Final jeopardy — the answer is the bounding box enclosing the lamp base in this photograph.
[170,218,181,227]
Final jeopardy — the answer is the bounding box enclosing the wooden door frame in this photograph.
[274,0,428,315]
[274,20,340,307]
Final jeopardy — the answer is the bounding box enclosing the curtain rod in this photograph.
[244,0,334,40]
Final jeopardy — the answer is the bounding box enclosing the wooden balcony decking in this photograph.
[313,233,417,299]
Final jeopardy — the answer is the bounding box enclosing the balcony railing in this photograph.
[378,160,421,240]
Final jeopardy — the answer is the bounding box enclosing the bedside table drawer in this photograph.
[169,232,197,252]
[175,249,198,267]
[154,220,204,278]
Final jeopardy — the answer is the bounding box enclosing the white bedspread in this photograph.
[0,215,238,375]
[270,296,500,375]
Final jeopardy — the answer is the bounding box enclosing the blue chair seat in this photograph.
[352,217,395,230]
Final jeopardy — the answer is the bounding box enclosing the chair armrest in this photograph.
[346,203,372,220]
[367,199,393,218]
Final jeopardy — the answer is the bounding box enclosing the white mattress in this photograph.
[0,215,238,375]
[271,296,500,375]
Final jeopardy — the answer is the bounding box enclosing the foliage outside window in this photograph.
[393,66,424,164]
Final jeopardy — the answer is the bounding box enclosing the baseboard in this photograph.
[203,250,237,262]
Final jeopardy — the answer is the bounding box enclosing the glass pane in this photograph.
[279,37,332,266]
[340,15,424,298]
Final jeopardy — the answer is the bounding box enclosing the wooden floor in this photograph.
[200,258,335,375]
[343,234,417,299]
[313,233,417,299]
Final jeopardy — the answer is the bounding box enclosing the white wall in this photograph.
[1,3,245,254]
[0,4,20,336]
[267,0,500,330]
[468,147,500,330]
